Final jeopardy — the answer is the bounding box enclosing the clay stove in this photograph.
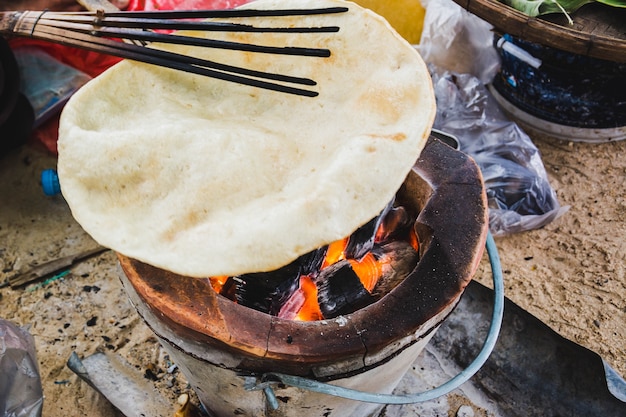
[117,137,488,417]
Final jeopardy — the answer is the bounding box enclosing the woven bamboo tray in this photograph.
[451,0,626,63]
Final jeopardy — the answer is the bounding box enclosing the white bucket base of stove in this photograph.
[161,331,437,417]
[489,85,626,143]
[118,265,446,417]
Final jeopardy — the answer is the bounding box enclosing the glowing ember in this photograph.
[209,275,229,294]
[349,253,383,292]
[322,237,349,269]
[294,276,324,321]
[207,198,419,321]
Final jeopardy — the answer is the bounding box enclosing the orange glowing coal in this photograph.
[322,237,349,269]
[349,253,383,292]
[319,236,384,293]
[209,275,229,294]
[208,204,419,321]
[294,276,323,321]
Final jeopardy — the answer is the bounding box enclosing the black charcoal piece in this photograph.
[371,241,419,298]
[316,260,376,319]
[233,259,301,316]
[344,199,394,260]
[296,246,328,278]
[376,206,413,243]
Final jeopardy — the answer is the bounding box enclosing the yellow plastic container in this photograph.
[352,0,426,44]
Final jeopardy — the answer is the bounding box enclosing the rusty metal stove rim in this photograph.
[249,231,504,409]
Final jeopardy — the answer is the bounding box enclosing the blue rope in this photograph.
[252,231,504,406]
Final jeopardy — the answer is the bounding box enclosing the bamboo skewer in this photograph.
[7,246,109,288]
[0,6,348,96]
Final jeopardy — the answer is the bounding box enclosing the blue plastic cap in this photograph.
[42,169,61,196]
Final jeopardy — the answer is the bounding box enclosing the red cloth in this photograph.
[8,38,122,78]
[127,0,249,10]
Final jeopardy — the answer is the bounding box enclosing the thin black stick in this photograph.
[59,7,349,19]
[43,14,341,33]
[34,18,332,56]
[30,26,320,96]
[0,6,350,96]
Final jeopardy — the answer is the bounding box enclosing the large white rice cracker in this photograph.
[57,0,436,277]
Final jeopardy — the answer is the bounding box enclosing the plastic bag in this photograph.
[429,66,568,236]
[12,47,92,130]
[418,0,499,84]
[0,319,43,417]
[417,0,567,235]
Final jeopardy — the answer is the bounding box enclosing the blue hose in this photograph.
[252,231,504,407]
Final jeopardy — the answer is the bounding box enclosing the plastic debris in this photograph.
[0,318,44,417]
[67,351,174,417]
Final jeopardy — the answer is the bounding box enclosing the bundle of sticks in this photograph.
[0,1,347,96]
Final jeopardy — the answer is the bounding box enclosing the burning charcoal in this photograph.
[375,206,413,243]
[344,199,394,260]
[371,241,420,298]
[277,288,305,320]
[316,260,376,319]
[233,259,301,316]
[296,246,328,278]
[216,276,238,301]
[279,276,324,321]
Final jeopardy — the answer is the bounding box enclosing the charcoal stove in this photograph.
[117,136,489,417]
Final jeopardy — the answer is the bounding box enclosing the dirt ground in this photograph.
[1,126,625,416]
[473,134,626,380]
[0,0,624,411]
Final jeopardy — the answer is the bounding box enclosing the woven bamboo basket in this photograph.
[451,0,626,63]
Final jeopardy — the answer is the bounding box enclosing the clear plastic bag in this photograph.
[417,0,567,235]
[12,47,91,129]
[418,0,499,84]
[429,67,568,236]
[0,318,43,417]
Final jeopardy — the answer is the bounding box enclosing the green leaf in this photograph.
[595,0,626,7]
[502,0,544,16]
[501,0,594,17]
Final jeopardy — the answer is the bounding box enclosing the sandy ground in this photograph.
[0,143,194,417]
[1,3,624,417]
[1,128,625,416]
[473,134,626,380]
